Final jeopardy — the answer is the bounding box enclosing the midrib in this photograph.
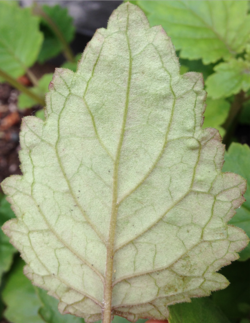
[102,8,132,323]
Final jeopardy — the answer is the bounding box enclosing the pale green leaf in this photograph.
[206,59,250,99]
[0,1,43,79]
[2,258,85,323]
[1,3,248,322]
[18,73,53,109]
[202,98,230,137]
[0,195,16,282]
[2,259,44,323]
[135,0,250,64]
[169,298,230,323]
[38,4,75,63]
[223,143,250,261]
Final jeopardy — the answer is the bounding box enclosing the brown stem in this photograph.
[0,68,45,106]
[33,3,75,63]
[222,91,245,147]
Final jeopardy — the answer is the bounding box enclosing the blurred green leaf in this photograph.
[179,57,215,80]
[62,53,82,72]
[2,258,86,323]
[0,1,43,80]
[95,316,146,323]
[169,298,230,323]
[203,98,230,137]
[179,65,189,75]
[35,109,45,120]
[0,195,16,282]
[135,0,250,64]
[18,73,53,109]
[37,288,84,323]
[38,4,75,63]
[223,143,250,261]
[206,59,250,99]
[2,259,44,323]
[212,260,250,322]
[0,298,4,320]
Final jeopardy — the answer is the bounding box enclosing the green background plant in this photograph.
[0,0,250,322]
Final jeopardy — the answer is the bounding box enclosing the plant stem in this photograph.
[33,3,75,63]
[0,68,45,106]
[26,68,39,87]
[222,91,245,147]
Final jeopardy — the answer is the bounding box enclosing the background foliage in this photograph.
[0,1,250,323]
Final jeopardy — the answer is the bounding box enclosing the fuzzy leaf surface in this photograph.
[134,0,250,64]
[0,1,43,79]
[206,59,250,99]
[223,143,250,261]
[1,3,248,322]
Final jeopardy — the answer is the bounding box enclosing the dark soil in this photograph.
[235,123,250,146]
[0,83,44,193]
[0,83,22,188]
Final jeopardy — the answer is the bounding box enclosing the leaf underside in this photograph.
[1,3,248,322]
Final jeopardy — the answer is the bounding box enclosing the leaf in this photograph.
[112,316,146,323]
[62,54,82,72]
[178,58,215,80]
[38,5,75,63]
[1,3,248,322]
[212,260,250,322]
[18,73,53,109]
[37,288,84,323]
[35,110,45,121]
[0,1,43,79]
[2,259,45,323]
[0,195,16,282]
[134,0,250,64]
[222,143,250,261]
[202,98,230,137]
[168,298,230,323]
[2,258,85,323]
[206,59,250,99]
